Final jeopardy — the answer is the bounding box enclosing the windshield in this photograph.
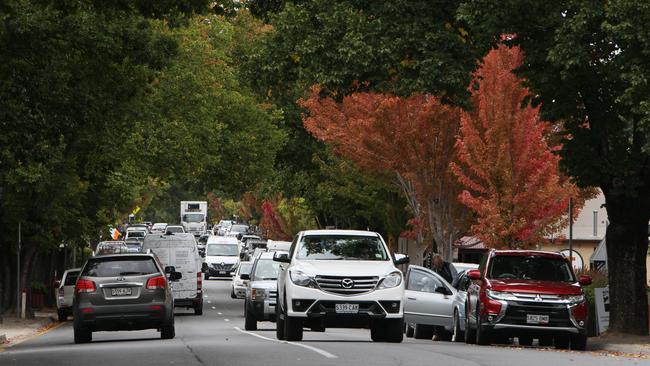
[127,231,145,237]
[167,226,183,233]
[82,257,158,277]
[297,235,388,260]
[488,255,575,282]
[183,213,204,223]
[252,259,281,281]
[239,262,253,275]
[230,225,248,233]
[207,244,239,256]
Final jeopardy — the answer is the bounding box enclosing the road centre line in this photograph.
[233,327,337,359]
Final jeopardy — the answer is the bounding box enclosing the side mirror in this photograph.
[273,251,291,263]
[393,253,410,265]
[169,271,182,281]
[240,273,250,280]
[578,275,592,286]
[201,262,209,273]
[435,286,452,296]
[467,269,481,281]
[164,266,176,274]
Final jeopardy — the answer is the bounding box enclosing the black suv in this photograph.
[73,253,181,343]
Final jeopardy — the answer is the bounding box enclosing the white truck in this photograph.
[180,201,208,237]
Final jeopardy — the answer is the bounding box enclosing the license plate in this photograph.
[335,303,359,314]
[526,314,549,324]
[219,271,226,275]
[111,288,132,296]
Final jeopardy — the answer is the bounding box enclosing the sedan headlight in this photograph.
[251,288,267,300]
[289,270,314,287]
[377,271,402,289]
[486,289,515,300]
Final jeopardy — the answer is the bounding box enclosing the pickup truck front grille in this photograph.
[269,290,277,300]
[315,276,379,295]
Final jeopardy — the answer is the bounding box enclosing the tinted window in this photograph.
[488,255,575,282]
[64,271,80,286]
[252,259,281,281]
[82,257,159,277]
[407,270,443,293]
[167,227,184,233]
[297,235,388,260]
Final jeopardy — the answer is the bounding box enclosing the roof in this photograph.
[257,252,276,260]
[207,236,239,244]
[301,229,380,237]
[590,237,607,262]
[454,236,486,249]
[491,250,565,259]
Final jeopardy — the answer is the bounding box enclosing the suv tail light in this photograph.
[75,279,96,294]
[197,272,202,292]
[146,275,167,289]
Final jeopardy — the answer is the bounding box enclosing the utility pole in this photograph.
[16,222,21,319]
[568,198,573,267]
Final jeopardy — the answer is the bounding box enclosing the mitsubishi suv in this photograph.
[274,230,409,342]
[464,250,592,350]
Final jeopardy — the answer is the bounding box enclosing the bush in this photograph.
[575,268,608,304]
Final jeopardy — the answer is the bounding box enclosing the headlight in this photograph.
[561,294,585,304]
[378,271,402,289]
[486,289,514,300]
[289,270,314,287]
[251,288,266,300]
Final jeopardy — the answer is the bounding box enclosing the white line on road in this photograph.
[224,319,230,322]
[211,306,216,309]
[207,300,211,304]
[217,312,222,315]
[233,327,337,359]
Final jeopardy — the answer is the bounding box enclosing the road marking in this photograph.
[207,300,211,304]
[233,327,337,359]
[224,319,230,322]
[211,306,216,310]
[217,312,222,315]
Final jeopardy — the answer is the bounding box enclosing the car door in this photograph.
[404,268,456,327]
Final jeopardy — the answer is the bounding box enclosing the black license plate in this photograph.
[111,287,132,296]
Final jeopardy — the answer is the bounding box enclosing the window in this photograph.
[82,258,158,277]
[488,255,575,282]
[182,213,204,223]
[252,259,281,281]
[407,270,443,293]
[296,235,388,260]
[64,271,80,286]
[207,244,239,256]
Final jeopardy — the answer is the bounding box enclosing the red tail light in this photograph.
[75,279,96,294]
[146,275,167,289]
[197,272,202,292]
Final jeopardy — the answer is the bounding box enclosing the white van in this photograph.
[204,236,240,279]
[143,233,203,315]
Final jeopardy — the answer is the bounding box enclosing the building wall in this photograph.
[551,190,608,241]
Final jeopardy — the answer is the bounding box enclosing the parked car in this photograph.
[95,241,128,255]
[72,253,181,343]
[275,229,409,342]
[231,262,253,299]
[124,238,143,253]
[403,265,457,340]
[204,236,240,279]
[151,223,168,234]
[56,268,81,321]
[243,252,281,330]
[450,269,476,342]
[165,225,185,234]
[143,233,204,315]
[464,250,592,350]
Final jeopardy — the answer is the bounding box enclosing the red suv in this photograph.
[464,250,591,350]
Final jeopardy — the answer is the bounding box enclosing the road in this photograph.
[0,280,644,366]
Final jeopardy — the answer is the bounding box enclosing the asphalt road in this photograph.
[0,280,645,366]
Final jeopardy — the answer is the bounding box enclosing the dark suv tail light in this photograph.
[75,279,96,294]
[146,275,167,289]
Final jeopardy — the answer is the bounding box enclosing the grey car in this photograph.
[73,253,182,343]
[243,252,280,330]
[450,269,477,342]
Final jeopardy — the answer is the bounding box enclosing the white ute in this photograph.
[274,229,409,342]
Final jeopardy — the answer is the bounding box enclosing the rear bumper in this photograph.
[75,303,171,331]
[174,293,203,308]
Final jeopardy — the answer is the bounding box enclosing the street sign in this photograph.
[594,287,610,335]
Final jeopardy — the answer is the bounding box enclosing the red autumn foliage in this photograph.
[259,198,292,241]
[451,44,584,249]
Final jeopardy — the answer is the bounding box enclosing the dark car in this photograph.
[72,253,182,343]
[243,252,280,330]
[464,250,592,350]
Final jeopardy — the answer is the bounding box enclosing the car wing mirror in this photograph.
[466,269,481,281]
[393,253,409,265]
[201,262,208,273]
[240,273,250,280]
[164,266,176,274]
[273,251,291,263]
[169,271,182,281]
[578,275,592,286]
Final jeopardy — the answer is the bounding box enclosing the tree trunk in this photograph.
[604,193,649,335]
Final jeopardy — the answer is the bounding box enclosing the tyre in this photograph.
[570,334,587,351]
[436,329,453,342]
[73,327,92,344]
[451,311,463,342]
[245,304,258,331]
[554,335,570,349]
[464,310,476,344]
[413,324,434,339]
[230,289,237,299]
[518,336,533,346]
[383,318,404,343]
[204,273,210,280]
[58,310,68,322]
[405,323,414,338]
[276,302,285,340]
[161,324,175,339]
[370,321,386,342]
[475,312,491,346]
[284,315,303,341]
[194,301,203,315]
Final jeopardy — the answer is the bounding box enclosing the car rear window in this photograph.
[64,271,80,286]
[82,257,159,277]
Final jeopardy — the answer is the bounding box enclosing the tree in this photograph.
[300,88,470,260]
[260,196,317,240]
[458,0,650,336]
[451,45,584,249]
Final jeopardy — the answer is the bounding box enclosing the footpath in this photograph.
[0,309,60,348]
[587,333,650,359]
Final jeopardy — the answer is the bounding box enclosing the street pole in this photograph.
[568,197,573,267]
[16,222,21,319]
